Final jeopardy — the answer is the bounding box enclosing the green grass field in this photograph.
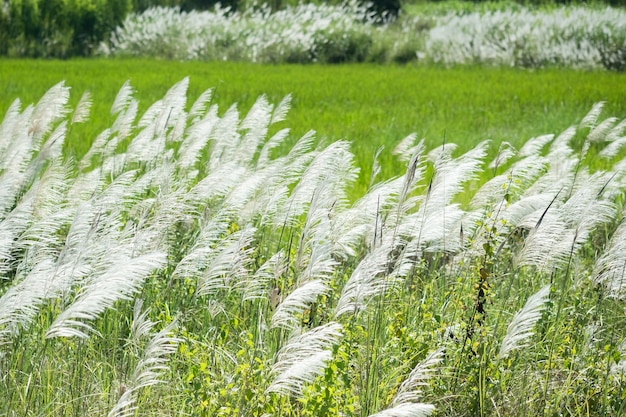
[2,58,625,192]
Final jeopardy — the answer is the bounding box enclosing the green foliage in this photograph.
[0,0,132,57]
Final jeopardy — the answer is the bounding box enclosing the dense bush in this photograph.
[0,0,132,57]
[422,7,626,69]
[100,2,390,63]
[101,3,626,70]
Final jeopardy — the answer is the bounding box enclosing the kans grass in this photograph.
[1,72,626,417]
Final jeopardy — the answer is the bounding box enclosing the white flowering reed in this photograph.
[423,6,626,70]
[2,79,626,415]
[102,4,626,69]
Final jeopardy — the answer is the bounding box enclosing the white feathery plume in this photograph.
[0,256,57,345]
[240,251,286,302]
[262,133,318,202]
[130,299,156,343]
[102,133,123,162]
[189,87,213,120]
[587,117,618,143]
[0,209,30,275]
[524,129,578,198]
[36,120,66,163]
[368,349,443,417]
[393,348,444,405]
[426,142,458,163]
[243,134,313,224]
[397,140,426,211]
[594,215,626,299]
[579,101,605,129]
[560,171,616,232]
[125,123,164,165]
[471,154,547,209]
[178,105,219,170]
[79,128,111,170]
[171,112,187,145]
[285,129,316,161]
[128,319,180,388]
[0,103,33,174]
[208,104,241,170]
[547,125,577,162]
[194,228,256,297]
[223,166,275,216]
[599,135,626,159]
[295,187,340,278]
[46,251,167,339]
[132,172,198,253]
[611,359,626,383]
[523,157,577,198]
[369,145,384,187]
[0,173,26,218]
[155,77,189,141]
[498,284,551,359]
[488,141,516,170]
[270,93,292,124]
[427,141,489,208]
[250,183,290,228]
[107,320,180,417]
[29,81,70,143]
[71,91,92,124]
[0,98,21,159]
[515,198,571,272]
[335,238,398,317]
[500,193,555,228]
[14,161,73,257]
[368,403,435,417]
[331,175,405,255]
[398,141,487,253]
[278,140,358,226]
[300,227,337,284]
[406,203,467,254]
[92,170,142,212]
[0,162,76,342]
[257,128,290,168]
[189,162,247,202]
[518,134,554,157]
[393,133,420,163]
[137,99,164,128]
[271,279,329,330]
[171,209,234,281]
[111,80,134,116]
[112,99,138,142]
[237,95,273,165]
[606,118,626,142]
[267,322,342,396]
[517,171,615,271]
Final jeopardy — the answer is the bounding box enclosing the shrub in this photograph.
[100,3,626,69]
[0,0,132,57]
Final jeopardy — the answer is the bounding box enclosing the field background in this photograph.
[2,58,626,194]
